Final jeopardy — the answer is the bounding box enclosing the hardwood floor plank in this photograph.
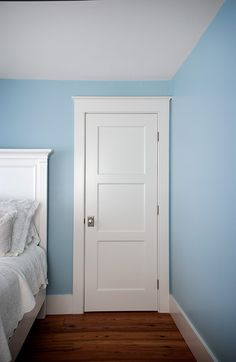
[25,330,184,344]
[17,312,195,361]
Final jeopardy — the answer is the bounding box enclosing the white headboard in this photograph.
[0,149,52,251]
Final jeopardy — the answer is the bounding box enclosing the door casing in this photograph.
[72,96,170,313]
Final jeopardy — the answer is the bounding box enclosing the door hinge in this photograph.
[157,205,159,215]
[83,218,85,224]
[157,279,159,290]
[157,131,160,142]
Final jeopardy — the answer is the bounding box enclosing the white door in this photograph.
[85,113,158,311]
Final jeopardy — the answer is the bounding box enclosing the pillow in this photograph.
[0,200,39,256]
[26,221,40,246]
[0,211,16,256]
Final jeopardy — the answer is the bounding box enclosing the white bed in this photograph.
[0,149,52,362]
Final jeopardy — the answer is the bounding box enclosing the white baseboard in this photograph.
[46,294,73,314]
[169,295,217,362]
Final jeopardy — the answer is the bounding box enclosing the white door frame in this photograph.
[72,96,170,313]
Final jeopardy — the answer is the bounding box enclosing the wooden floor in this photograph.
[17,312,195,361]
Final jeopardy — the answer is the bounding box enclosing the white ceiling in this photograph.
[0,0,224,80]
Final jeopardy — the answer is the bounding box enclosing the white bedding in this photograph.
[0,245,47,362]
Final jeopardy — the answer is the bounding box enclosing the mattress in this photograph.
[0,244,47,362]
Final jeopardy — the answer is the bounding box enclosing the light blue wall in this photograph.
[1,1,235,359]
[171,1,236,360]
[0,80,172,294]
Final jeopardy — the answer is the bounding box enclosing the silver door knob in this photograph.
[87,216,95,227]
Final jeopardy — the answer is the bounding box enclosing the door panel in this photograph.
[97,241,145,290]
[98,183,145,231]
[98,126,145,174]
[85,113,158,311]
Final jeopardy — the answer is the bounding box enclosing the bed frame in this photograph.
[0,149,52,361]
